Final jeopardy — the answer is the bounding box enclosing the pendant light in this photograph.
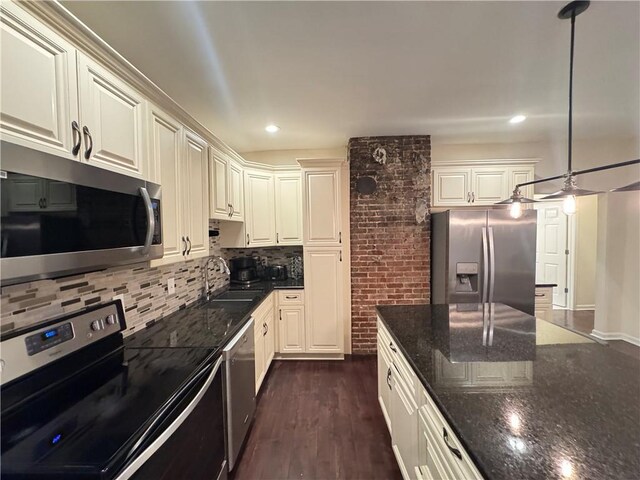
[541,1,602,214]
[496,187,537,219]
[610,181,640,192]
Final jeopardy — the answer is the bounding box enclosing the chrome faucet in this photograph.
[205,256,230,301]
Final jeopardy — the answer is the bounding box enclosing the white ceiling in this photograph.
[62,1,639,153]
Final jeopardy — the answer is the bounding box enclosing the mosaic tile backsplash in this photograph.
[1,221,229,336]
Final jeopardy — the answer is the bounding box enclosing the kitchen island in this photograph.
[376,303,640,480]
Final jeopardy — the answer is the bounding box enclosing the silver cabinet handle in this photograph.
[339,231,342,244]
[279,310,282,321]
[471,192,475,203]
[186,236,192,255]
[339,250,342,262]
[389,342,397,353]
[139,187,155,255]
[386,367,392,390]
[228,204,233,217]
[38,198,44,209]
[82,126,93,160]
[246,234,250,245]
[285,295,297,299]
[181,236,187,256]
[535,293,546,297]
[276,232,279,244]
[443,428,463,460]
[231,204,235,217]
[71,121,81,156]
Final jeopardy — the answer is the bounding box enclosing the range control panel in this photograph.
[1,301,125,386]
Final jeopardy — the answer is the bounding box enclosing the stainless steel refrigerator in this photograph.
[431,210,537,315]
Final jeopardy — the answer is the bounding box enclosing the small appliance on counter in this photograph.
[264,265,288,281]
[229,257,261,286]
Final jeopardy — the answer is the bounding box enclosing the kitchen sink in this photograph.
[208,290,262,302]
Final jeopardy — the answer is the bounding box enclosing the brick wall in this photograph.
[349,136,431,353]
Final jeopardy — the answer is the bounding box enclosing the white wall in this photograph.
[593,191,640,344]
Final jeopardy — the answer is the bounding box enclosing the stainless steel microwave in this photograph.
[1,142,162,285]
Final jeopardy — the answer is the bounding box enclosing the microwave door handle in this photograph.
[139,187,155,255]
[481,227,489,304]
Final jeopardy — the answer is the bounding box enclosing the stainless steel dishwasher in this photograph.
[223,318,256,471]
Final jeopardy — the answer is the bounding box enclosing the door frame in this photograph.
[533,196,576,310]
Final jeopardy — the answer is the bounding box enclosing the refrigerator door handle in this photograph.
[488,226,496,304]
[481,227,489,304]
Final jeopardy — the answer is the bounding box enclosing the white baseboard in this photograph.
[591,330,640,347]
[574,304,595,311]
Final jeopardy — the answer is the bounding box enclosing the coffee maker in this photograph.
[229,257,260,285]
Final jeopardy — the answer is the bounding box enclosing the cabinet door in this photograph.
[245,170,275,246]
[303,168,342,246]
[148,106,183,264]
[183,130,209,258]
[391,372,419,480]
[0,2,79,160]
[254,322,265,394]
[77,53,147,178]
[7,176,43,211]
[264,312,275,371]
[275,172,303,245]
[229,160,244,222]
[304,248,344,353]
[278,306,305,353]
[377,342,393,433]
[432,168,471,206]
[509,166,535,200]
[471,167,509,204]
[209,151,229,220]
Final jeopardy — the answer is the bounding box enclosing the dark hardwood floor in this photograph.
[232,357,402,480]
[551,309,640,360]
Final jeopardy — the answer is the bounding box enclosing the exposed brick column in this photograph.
[349,136,431,353]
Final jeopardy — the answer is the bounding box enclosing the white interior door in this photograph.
[534,202,568,307]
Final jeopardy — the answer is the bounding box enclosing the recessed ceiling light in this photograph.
[509,115,527,124]
[265,124,280,133]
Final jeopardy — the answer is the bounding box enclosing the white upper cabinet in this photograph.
[228,160,244,221]
[275,171,303,245]
[302,167,343,246]
[148,105,183,265]
[432,162,537,207]
[471,167,509,204]
[209,150,244,222]
[77,53,147,178]
[209,150,230,220]
[244,169,276,247]
[0,2,79,160]
[183,130,209,258]
[432,168,472,206]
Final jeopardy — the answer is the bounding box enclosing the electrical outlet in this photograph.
[167,278,176,295]
[113,294,125,309]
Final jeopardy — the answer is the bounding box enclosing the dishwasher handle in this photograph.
[223,317,255,359]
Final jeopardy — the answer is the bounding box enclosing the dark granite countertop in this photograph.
[125,279,303,352]
[376,303,640,480]
[535,283,558,288]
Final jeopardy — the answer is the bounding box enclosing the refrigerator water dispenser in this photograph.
[455,263,478,293]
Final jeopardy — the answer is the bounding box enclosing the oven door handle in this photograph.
[115,355,223,480]
[139,187,155,256]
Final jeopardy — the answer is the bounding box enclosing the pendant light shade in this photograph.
[496,188,537,219]
[541,176,602,200]
[610,181,640,192]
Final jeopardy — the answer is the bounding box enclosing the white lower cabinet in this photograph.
[378,319,483,480]
[254,293,276,394]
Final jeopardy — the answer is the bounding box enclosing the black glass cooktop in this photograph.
[1,346,214,479]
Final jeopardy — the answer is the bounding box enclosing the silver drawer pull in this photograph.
[535,293,546,297]
[389,342,397,353]
[285,295,298,299]
[443,428,462,460]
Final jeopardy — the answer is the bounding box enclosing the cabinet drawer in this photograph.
[278,290,304,305]
[420,389,482,480]
[534,288,553,305]
[419,409,460,480]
